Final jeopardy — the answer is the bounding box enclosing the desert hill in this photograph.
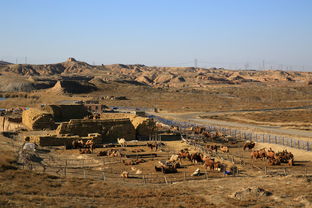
[1,57,312,92]
[47,80,97,95]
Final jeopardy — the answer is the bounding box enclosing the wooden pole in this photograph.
[102,172,106,181]
[265,166,267,175]
[83,169,86,179]
[164,176,168,184]
[184,172,186,181]
[64,160,67,177]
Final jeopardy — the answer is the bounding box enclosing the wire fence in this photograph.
[148,114,312,152]
[18,113,312,184]
[25,153,312,185]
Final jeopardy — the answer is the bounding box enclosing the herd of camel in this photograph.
[190,126,295,167]
[243,140,294,166]
[67,126,295,179]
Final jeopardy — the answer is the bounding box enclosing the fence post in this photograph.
[307,142,310,151]
[284,168,287,176]
[102,172,106,181]
[64,160,67,177]
[305,168,308,177]
[262,134,264,143]
[264,166,267,175]
[83,169,86,179]
[164,176,168,184]
[143,175,146,184]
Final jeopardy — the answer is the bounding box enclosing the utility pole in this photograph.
[244,62,249,70]
[194,59,198,68]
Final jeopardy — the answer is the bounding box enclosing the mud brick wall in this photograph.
[101,113,156,138]
[56,118,136,143]
[22,108,55,130]
[0,116,25,132]
[42,105,89,122]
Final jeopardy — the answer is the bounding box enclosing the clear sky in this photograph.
[1,0,312,70]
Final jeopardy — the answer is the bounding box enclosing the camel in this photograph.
[220,146,229,153]
[117,138,127,147]
[243,141,256,151]
[120,171,129,178]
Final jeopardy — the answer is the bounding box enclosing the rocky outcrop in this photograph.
[47,80,97,94]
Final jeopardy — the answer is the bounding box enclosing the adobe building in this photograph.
[84,104,108,113]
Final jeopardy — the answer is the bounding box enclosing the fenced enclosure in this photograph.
[16,113,312,185]
[148,114,312,151]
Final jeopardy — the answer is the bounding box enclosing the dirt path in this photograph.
[149,111,312,141]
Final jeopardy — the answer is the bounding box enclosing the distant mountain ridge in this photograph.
[1,58,312,88]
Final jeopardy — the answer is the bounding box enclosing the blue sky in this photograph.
[1,0,312,70]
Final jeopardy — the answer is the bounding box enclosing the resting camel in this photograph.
[120,171,129,178]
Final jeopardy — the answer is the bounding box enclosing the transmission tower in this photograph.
[194,59,198,68]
